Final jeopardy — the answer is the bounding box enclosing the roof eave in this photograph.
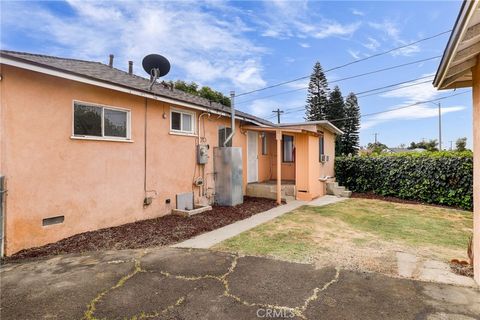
[434,0,479,89]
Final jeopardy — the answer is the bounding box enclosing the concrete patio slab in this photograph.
[1,247,478,320]
[396,251,476,287]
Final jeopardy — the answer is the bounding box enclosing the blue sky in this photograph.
[1,0,472,149]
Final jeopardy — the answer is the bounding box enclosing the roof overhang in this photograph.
[0,55,269,127]
[241,125,320,136]
[434,0,480,90]
[277,121,344,135]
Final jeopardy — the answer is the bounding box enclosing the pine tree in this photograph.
[341,93,360,155]
[325,86,346,156]
[305,62,329,121]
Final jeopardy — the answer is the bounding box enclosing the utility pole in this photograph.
[272,108,284,124]
[449,140,453,151]
[428,101,442,150]
[438,102,442,150]
[373,132,379,144]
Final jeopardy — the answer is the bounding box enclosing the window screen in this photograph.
[182,113,192,132]
[104,109,127,137]
[283,135,294,162]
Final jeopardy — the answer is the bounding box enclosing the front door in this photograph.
[247,131,258,183]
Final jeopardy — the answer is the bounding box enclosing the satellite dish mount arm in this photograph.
[149,68,160,91]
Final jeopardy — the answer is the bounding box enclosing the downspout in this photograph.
[223,91,235,147]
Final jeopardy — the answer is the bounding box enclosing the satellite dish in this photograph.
[142,54,170,78]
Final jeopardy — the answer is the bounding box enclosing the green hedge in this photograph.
[335,152,473,210]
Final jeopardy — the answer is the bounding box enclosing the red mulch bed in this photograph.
[350,192,466,210]
[4,197,277,262]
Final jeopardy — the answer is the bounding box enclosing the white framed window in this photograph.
[170,108,195,134]
[72,101,131,140]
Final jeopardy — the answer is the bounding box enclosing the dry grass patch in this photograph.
[214,199,473,275]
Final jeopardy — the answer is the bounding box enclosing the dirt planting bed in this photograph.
[4,197,276,262]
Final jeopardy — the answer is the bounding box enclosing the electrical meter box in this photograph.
[197,144,209,164]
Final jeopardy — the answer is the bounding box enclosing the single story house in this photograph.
[433,0,479,284]
[0,50,342,256]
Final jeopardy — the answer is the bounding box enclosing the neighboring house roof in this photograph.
[0,50,273,127]
[433,0,480,89]
[386,148,427,153]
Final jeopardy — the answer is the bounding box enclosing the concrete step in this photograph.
[326,181,351,198]
[340,190,352,198]
[246,183,296,201]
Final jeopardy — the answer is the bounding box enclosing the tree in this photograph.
[408,139,438,151]
[305,62,329,121]
[325,86,346,156]
[367,142,388,154]
[455,137,467,151]
[341,93,360,155]
[167,80,231,107]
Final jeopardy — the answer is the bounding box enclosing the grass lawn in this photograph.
[214,199,473,273]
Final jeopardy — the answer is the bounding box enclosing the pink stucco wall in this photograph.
[0,65,339,255]
[0,65,253,255]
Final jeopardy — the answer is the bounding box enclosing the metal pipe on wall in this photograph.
[223,91,235,147]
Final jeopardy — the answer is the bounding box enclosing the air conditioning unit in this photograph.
[320,155,329,163]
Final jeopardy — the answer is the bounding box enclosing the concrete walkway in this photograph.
[173,195,346,249]
[2,247,479,320]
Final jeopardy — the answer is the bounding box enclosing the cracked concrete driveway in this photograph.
[1,247,479,320]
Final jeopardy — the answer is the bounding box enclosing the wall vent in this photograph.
[42,215,64,226]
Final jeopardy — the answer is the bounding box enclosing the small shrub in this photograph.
[335,152,473,210]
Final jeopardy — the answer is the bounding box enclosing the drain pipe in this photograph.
[223,91,235,147]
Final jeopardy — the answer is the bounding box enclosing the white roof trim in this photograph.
[0,56,269,128]
[277,120,343,135]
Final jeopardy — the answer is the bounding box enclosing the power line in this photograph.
[357,79,433,98]
[328,91,469,123]
[235,29,451,97]
[260,75,437,119]
[236,56,441,105]
[268,90,469,120]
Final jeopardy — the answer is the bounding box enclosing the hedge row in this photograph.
[335,152,473,210]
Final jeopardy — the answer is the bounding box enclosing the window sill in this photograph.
[169,131,197,137]
[70,136,134,143]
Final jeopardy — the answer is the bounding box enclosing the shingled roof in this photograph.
[0,50,273,126]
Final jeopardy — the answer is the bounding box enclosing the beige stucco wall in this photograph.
[0,65,252,255]
[473,56,480,284]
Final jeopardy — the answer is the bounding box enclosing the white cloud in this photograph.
[362,37,381,51]
[362,104,465,129]
[2,1,266,91]
[368,19,420,56]
[361,75,466,129]
[299,42,311,48]
[256,1,361,40]
[351,9,365,16]
[347,49,361,59]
